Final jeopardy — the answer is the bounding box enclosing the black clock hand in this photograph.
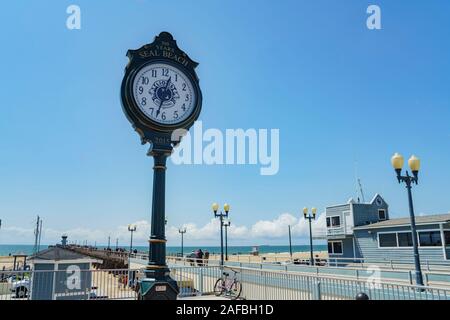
[164,76,172,90]
[156,99,164,118]
[156,77,171,118]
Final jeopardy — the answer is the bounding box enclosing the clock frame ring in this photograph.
[121,58,202,134]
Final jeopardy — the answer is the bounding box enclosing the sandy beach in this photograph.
[0,256,15,270]
[207,251,328,263]
[1,250,328,271]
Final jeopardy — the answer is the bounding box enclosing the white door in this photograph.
[343,211,352,234]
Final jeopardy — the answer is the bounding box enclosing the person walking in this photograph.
[204,250,210,265]
[197,249,204,266]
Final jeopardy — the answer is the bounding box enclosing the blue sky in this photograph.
[0,1,449,246]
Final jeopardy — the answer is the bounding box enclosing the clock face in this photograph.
[132,62,196,125]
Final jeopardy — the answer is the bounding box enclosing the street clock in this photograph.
[121,31,202,149]
[120,32,202,300]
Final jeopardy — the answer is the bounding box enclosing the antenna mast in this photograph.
[358,178,366,203]
[38,219,43,251]
[354,161,366,203]
[33,215,41,255]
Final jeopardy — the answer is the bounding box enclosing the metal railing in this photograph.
[165,254,450,272]
[171,265,450,300]
[165,252,450,269]
[0,268,138,300]
[228,266,450,300]
[164,256,450,288]
[1,265,449,300]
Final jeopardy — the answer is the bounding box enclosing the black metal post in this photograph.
[130,230,134,254]
[288,225,293,260]
[220,215,224,266]
[308,217,314,265]
[394,169,424,287]
[146,151,171,280]
[178,229,186,258]
[224,223,228,261]
[138,146,179,299]
[214,206,228,267]
[405,179,424,286]
[181,232,184,257]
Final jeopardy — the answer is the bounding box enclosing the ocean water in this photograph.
[0,244,327,256]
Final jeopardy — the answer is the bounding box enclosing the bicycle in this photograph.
[213,269,242,300]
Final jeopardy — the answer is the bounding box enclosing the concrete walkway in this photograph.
[179,295,229,300]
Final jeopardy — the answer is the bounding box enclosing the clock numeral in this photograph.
[161,112,166,120]
[151,70,157,78]
[175,74,178,82]
[142,77,149,85]
[181,104,186,111]
[162,68,169,76]
[141,97,147,106]
[173,111,179,119]
[185,94,189,102]
[138,86,144,94]
[149,108,154,116]
[182,83,187,91]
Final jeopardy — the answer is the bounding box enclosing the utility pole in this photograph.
[116,238,119,250]
[33,216,41,255]
[37,219,43,251]
[107,236,111,250]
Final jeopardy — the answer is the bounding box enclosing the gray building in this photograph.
[28,244,101,300]
[325,194,450,264]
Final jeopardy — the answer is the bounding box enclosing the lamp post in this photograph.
[212,203,230,266]
[178,228,186,258]
[223,219,231,261]
[128,225,137,257]
[391,153,424,286]
[303,207,317,266]
[288,225,293,260]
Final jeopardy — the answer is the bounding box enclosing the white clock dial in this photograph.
[132,63,196,125]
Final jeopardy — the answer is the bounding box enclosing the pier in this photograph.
[65,246,130,269]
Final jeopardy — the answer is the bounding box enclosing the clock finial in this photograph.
[158,31,174,40]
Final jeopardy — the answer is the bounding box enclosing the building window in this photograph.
[419,231,442,247]
[333,242,343,254]
[331,216,341,227]
[379,233,397,247]
[327,242,333,253]
[445,231,450,247]
[378,209,386,220]
[328,241,343,254]
[326,217,331,228]
[398,232,413,247]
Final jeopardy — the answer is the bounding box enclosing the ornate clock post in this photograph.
[120,32,202,300]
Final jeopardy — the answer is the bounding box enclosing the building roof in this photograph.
[353,213,450,230]
[327,194,386,209]
[28,245,100,262]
